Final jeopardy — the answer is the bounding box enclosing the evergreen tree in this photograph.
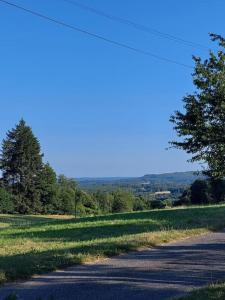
[0,119,43,213]
[0,187,14,213]
[170,34,225,179]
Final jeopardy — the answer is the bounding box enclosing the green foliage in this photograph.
[78,171,202,199]
[178,179,225,206]
[163,198,174,208]
[133,195,148,211]
[190,180,212,204]
[210,179,225,203]
[112,189,134,213]
[1,119,207,216]
[93,191,113,214]
[0,120,103,216]
[170,34,225,179]
[0,119,43,213]
[175,189,192,206]
[38,163,58,213]
[56,175,76,214]
[178,281,225,300]
[0,188,14,213]
[75,190,97,217]
[150,200,166,209]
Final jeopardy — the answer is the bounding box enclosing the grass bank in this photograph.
[1,204,225,285]
[178,282,225,300]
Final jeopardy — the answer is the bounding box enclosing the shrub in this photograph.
[163,199,174,208]
[210,179,225,203]
[133,196,148,211]
[150,200,166,209]
[190,180,212,204]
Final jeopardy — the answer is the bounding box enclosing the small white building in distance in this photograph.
[154,191,171,199]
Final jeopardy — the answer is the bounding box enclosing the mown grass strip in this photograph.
[0,205,225,285]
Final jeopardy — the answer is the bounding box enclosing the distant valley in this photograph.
[77,171,204,195]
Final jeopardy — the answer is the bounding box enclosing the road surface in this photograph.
[1,231,225,300]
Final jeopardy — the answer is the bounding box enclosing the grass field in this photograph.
[1,204,225,285]
[178,282,225,300]
[0,214,73,229]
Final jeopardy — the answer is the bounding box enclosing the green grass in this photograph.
[1,204,225,285]
[0,214,73,229]
[178,282,225,300]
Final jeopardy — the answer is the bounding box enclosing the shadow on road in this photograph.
[1,232,225,300]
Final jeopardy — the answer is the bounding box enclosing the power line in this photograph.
[62,0,208,51]
[0,0,193,69]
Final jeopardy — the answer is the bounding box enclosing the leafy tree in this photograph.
[170,34,225,179]
[76,190,97,216]
[150,200,166,210]
[38,163,58,213]
[58,175,77,191]
[177,178,225,206]
[112,189,134,213]
[210,179,225,203]
[0,119,43,213]
[133,195,148,211]
[176,189,192,206]
[104,193,114,213]
[93,191,113,214]
[57,175,77,214]
[190,180,211,204]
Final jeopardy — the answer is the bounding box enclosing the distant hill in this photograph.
[141,171,204,185]
[76,171,204,193]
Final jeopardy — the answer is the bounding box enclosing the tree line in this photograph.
[176,179,225,206]
[0,120,151,215]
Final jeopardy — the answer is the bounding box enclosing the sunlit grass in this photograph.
[0,204,225,285]
[178,281,225,300]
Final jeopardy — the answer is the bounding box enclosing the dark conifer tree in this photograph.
[0,119,43,213]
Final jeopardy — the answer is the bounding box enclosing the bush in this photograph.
[210,179,225,203]
[150,200,166,209]
[175,189,192,206]
[133,196,148,211]
[163,199,174,208]
[191,180,212,204]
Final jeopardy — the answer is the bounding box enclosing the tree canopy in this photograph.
[0,119,147,215]
[1,119,43,212]
[170,34,225,179]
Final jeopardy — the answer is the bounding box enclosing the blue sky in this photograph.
[0,0,224,177]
